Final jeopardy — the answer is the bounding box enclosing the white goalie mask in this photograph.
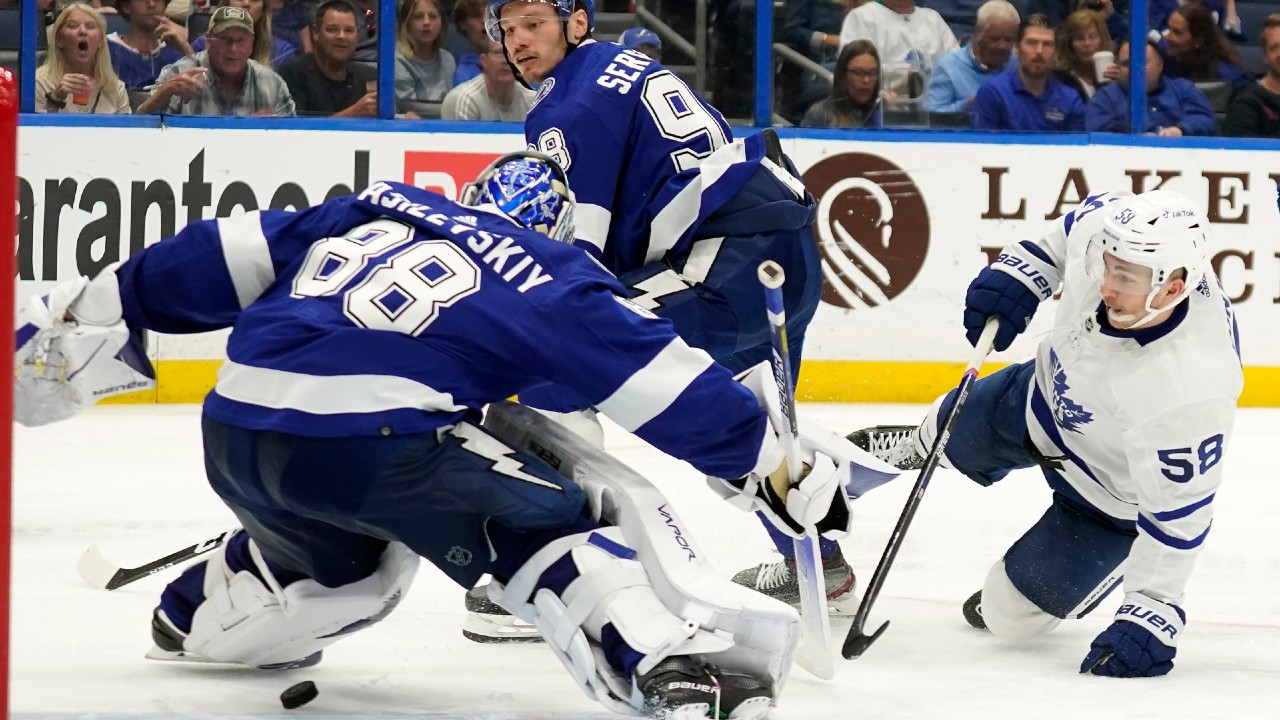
[1084,189,1211,330]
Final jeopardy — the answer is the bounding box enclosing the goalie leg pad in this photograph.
[490,526,734,714]
[483,402,799,698]
[170,535,418,668]
[980,559,1062,641]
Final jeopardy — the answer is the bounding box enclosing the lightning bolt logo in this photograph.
[629,270,689,311]
[451,423,562,490]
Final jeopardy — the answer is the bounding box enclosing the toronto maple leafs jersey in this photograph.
[109,181,779,481]
[523,41,790,272]
[1019,191,1243,607]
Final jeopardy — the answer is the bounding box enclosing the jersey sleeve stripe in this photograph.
[595,338,715,432]
[1150,494,1215,522]
[216,212,277,309]
[1137,513,1212,550]
[645,140,747,265]
[574,204,611,253]
[216,360,466,415]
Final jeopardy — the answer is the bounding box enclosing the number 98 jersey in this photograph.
[523,40,749,274]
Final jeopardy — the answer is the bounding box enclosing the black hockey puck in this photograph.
[281,680,318,709]
[962,591,987,630]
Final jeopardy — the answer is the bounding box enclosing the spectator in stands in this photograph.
[1223,14,1280,136]
[138,5,295,114]
[1181,0,1243,42]
[785,0,855,66]
[37,3,131,112]
[191,0,296,68]
[269,0,312,53]
[1162,3,1249,84]
[1087,38,1215,133]
[619,26,662,62]
[800,38,882,126]
[448,0,487,85]
[440,39,534,120]
[1053,9,1113,101]
[107,0,192,88]
[394,0,454,107]
[972,13,1086,130]
[351,0,376,61]
[926,0,1020,112]
[278,0,377,116]
[1029,0,1163,44]
[839,0,958,85]
[922,0,988,42]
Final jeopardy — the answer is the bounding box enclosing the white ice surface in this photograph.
[11,404,1280,719]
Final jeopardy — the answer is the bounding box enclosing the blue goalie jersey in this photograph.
[525,40,788,272]
[110,182,778,481]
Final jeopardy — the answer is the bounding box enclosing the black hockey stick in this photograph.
[841,318,999,659]
[77,529,236,590]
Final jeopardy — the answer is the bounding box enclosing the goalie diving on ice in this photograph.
[15,151,883,718]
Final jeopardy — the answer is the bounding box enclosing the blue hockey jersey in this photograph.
[111,182,780,481]
[524,41,796,273]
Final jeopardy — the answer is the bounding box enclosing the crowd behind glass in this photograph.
[1,0,1277,137]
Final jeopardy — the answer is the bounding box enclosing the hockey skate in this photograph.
[846,425,925,470]
[462,583,541,643]
[730,545,857,616]
[146,608,323,669]
[638,656,774,719]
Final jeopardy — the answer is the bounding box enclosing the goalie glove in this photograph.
[706,362,853,540]
[14,268,156,427]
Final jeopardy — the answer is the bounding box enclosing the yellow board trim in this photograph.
[101,359,1280,407]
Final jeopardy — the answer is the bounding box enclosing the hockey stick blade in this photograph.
[77,529,236,590]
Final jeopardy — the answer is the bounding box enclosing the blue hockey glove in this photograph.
[1080,592,1185,678]
[963,241,1059,351]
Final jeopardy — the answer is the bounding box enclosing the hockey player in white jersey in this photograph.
[855,188,1242,677]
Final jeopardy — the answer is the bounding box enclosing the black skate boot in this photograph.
[731,545,857,615]
[962,590,987,630]
[462,584,542,643]
[638,656,773,719]
[847,425,926,470]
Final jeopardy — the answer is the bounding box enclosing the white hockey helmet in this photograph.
[1085,189,1211,329]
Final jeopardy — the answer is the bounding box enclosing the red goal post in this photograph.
[0,66,17,720]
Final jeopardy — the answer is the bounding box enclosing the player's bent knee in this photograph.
[185,539,419,667]
[980,559,1061,641]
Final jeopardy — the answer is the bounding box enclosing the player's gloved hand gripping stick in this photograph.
[842,318,1000,659]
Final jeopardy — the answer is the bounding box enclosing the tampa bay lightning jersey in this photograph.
[1019,191,1243,607]
[110,181,779,481]
[523,41,771,272]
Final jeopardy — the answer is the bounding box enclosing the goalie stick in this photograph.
[758,260,835,680]
[77,529,236,590]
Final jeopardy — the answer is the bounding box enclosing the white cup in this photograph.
[1092,50,1115,84]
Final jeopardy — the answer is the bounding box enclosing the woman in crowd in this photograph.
[1054,9,1114,101]
[190,0,295,67]
[801,39,882,128]
[36,2,130,113]
[393,0,455,107]
[1162,3,1249,84]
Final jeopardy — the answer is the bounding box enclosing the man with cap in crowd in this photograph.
[137,4,296,115]
[618,26,661,62]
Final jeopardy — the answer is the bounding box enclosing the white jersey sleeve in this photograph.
[1122,399,1236,606]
